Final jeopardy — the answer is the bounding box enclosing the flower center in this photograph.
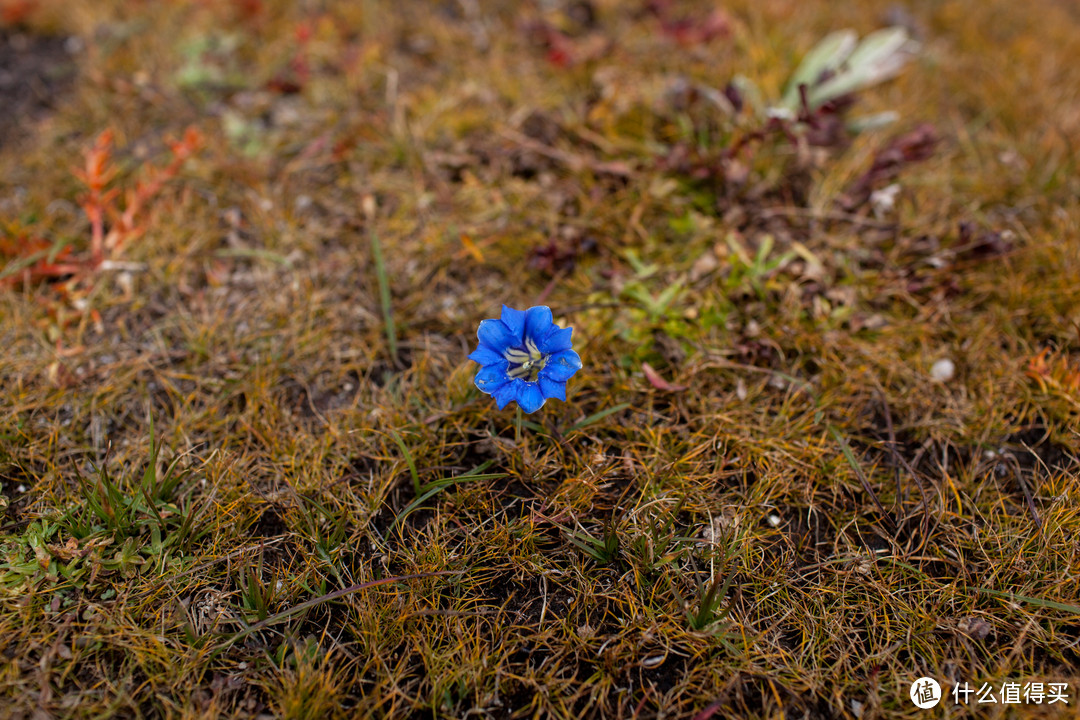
[504,337,547,382]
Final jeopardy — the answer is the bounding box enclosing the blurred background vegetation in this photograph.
[1,0,1078,717]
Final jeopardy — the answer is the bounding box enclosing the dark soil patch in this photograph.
[859,415,1078,521]
[0,31,78,150]
[488,683,538,720]
[637,650,689,697]
[1000,425,1077,476]
[250,505,288,537]
[487,475,549,523]
[485,572,547,625]
[0,458,38,527]
[717,673,838,719]
[785,504,833,566]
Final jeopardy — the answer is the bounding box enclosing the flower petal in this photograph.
[468,346,505,366]
[500,305,527,342]
[523,306,554,345]
[538,377,567,402]
[538,326,573,353]
[517,382,546,413]
[474,360,511,394]
[477,318,517,352]
[493,380,521,410]
[539,350,582,382]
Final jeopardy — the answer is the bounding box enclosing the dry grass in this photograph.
[1,0,1079,718]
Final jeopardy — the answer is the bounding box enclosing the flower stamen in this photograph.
[504,337,547,382]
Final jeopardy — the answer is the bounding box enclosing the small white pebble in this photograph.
[930,358,955,382]
[17,484,26,493]
[767,514,781,527]
[869,183,900,216]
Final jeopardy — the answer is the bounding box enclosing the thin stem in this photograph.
[515,406,523,445]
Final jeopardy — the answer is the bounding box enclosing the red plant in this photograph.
[2,126,202,302]
[73,126,203,269]
[645,1,731,46]
[0,0,36,26]
[73,129,118,269]
[268,19,312,93]
[231,0,263,22]
[1027,348,1080,396]
[519,18,609,68]
[0,235,79,289]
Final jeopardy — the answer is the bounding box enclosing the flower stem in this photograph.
[515,406,523,444]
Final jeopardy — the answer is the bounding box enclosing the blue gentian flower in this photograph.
[469,305,582,413]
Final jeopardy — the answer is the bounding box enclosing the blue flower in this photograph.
[469,305,582,413]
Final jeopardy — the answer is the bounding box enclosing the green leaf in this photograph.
[808,27,915,109]
[975,588,1080,615]
[391,462,507,533]
[570,403,631,432]
[782,30,857,110]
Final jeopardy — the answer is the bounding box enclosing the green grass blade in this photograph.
[370,229,398,363]
[422,473,506,493]
[828,424,890,520]
[975,588,1080,615]
[219,571,461,650]
[392,471,505,532]
[213,247,292,265]
[570,403,631,432]
[389,430,421,496]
